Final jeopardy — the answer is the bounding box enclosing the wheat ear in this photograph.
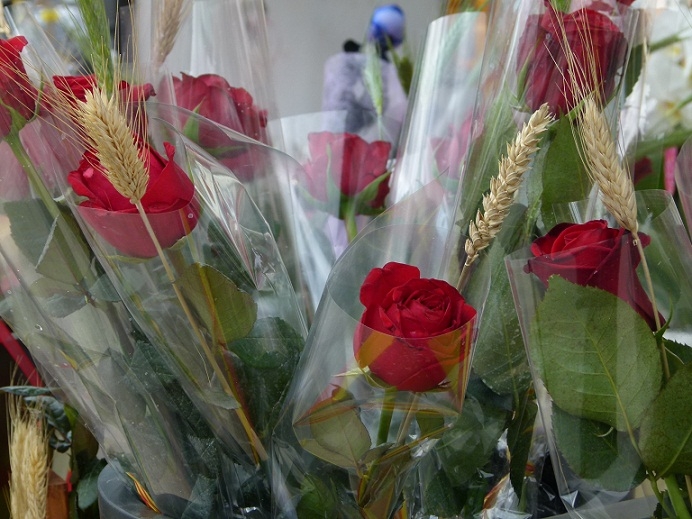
[458,104,553,290]
[9,396,49,519]
[79,88,149,204]
[153,0,188,66]
[579,96,638,234]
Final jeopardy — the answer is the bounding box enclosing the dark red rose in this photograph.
[0,36,38,138]
[518,7,627,114]
[304,132,391,213]
[354,262,477,392]
[526,220,661,329]
[172,73,268,145]
[68,141,199,258]
[171,73,269,181]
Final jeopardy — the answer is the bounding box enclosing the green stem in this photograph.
[5,131,60,220]
[344,207,359,243]
[376,387,397,445]
[665,475,692,519]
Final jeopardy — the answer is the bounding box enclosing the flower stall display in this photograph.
[1,0,692,518]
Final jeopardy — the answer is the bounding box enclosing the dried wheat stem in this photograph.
[79,88,149,204]
[153,0,188,66]
[579,96,667,373]
[9,396,49,519]
[458,104,554,291]
[579,97,638,234]
[0,6,10,37]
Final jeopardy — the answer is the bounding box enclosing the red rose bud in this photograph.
[517,7,627,115]
[354,262,477,392]
[68,141,199,258]
[0,36,38,138]
[526,220,661,329]
[303,132,391,212]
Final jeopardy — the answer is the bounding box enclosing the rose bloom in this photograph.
[0,36,39,138]
[171,73,269,180]
[517,6,627,114]
[526,220,661,329]
[304,132,391,214]
[354,262,477,392]
[68,141,199,258]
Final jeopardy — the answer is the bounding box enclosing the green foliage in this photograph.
[175,263,257,345]
[539,117,591,229]
[553,407,645,492]
[529,277,662,431]
[74,0,114,92]
[229,317,303,438]
[639,362,692,476]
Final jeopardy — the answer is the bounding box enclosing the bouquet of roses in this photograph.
[507,93,692,518]
[0,1,309,516]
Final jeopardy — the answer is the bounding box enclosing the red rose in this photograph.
[526,220,660,329]
[172,73,268,145]
[68,141,199,258]
[518,7,627,114]
[0,36,38,138]
[171,73,269,181]
[52,74,155,104]
[303,132,391,213]
[354,262,477,392]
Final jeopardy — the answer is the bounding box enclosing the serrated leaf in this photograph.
[553,406,645,491]
[88,275,121,302]
[301,398,371,469]
[29,277,86,317]
[530,277,662,431]
[639,362,692,476]
[175,263,257,345]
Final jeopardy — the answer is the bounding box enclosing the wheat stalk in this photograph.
[464,105,553,264]
[78,88,149,204]
[579,96,638,233]
[153,0,189,66]
[8,395,49,519]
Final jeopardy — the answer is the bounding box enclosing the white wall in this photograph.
[264,1,444,117]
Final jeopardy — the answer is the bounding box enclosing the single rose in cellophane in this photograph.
[354,261,477,392]
[68,141,199,258]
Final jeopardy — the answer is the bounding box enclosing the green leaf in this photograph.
[434,396,509,486]
[5,199,53,265]
[507,387,538,493]
[296,475,340,518]
[549,0,571,11]
[88,275,121,302]
[471,206,533,396]
[553,406,645,491]
[529,277,662,431]
[421,469,464,517]
[351,170,391,216]
[29,277,86,317]
[175,263,257,345]
[540,117,591,229]
[36,212,93,286]
[229,318,303,437]
[639,362,692,476]
[300,397,372,469]
[76,458,107,510]
[358,446,413,518]
[624,43,644,99]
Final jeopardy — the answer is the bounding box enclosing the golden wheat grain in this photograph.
[153,0,188,66]
[8,396,49,519]
[79,88,149,204]
[464,104,554,266]
[579,96,638,233]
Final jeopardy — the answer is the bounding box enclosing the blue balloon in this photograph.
[367,4,405,48]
